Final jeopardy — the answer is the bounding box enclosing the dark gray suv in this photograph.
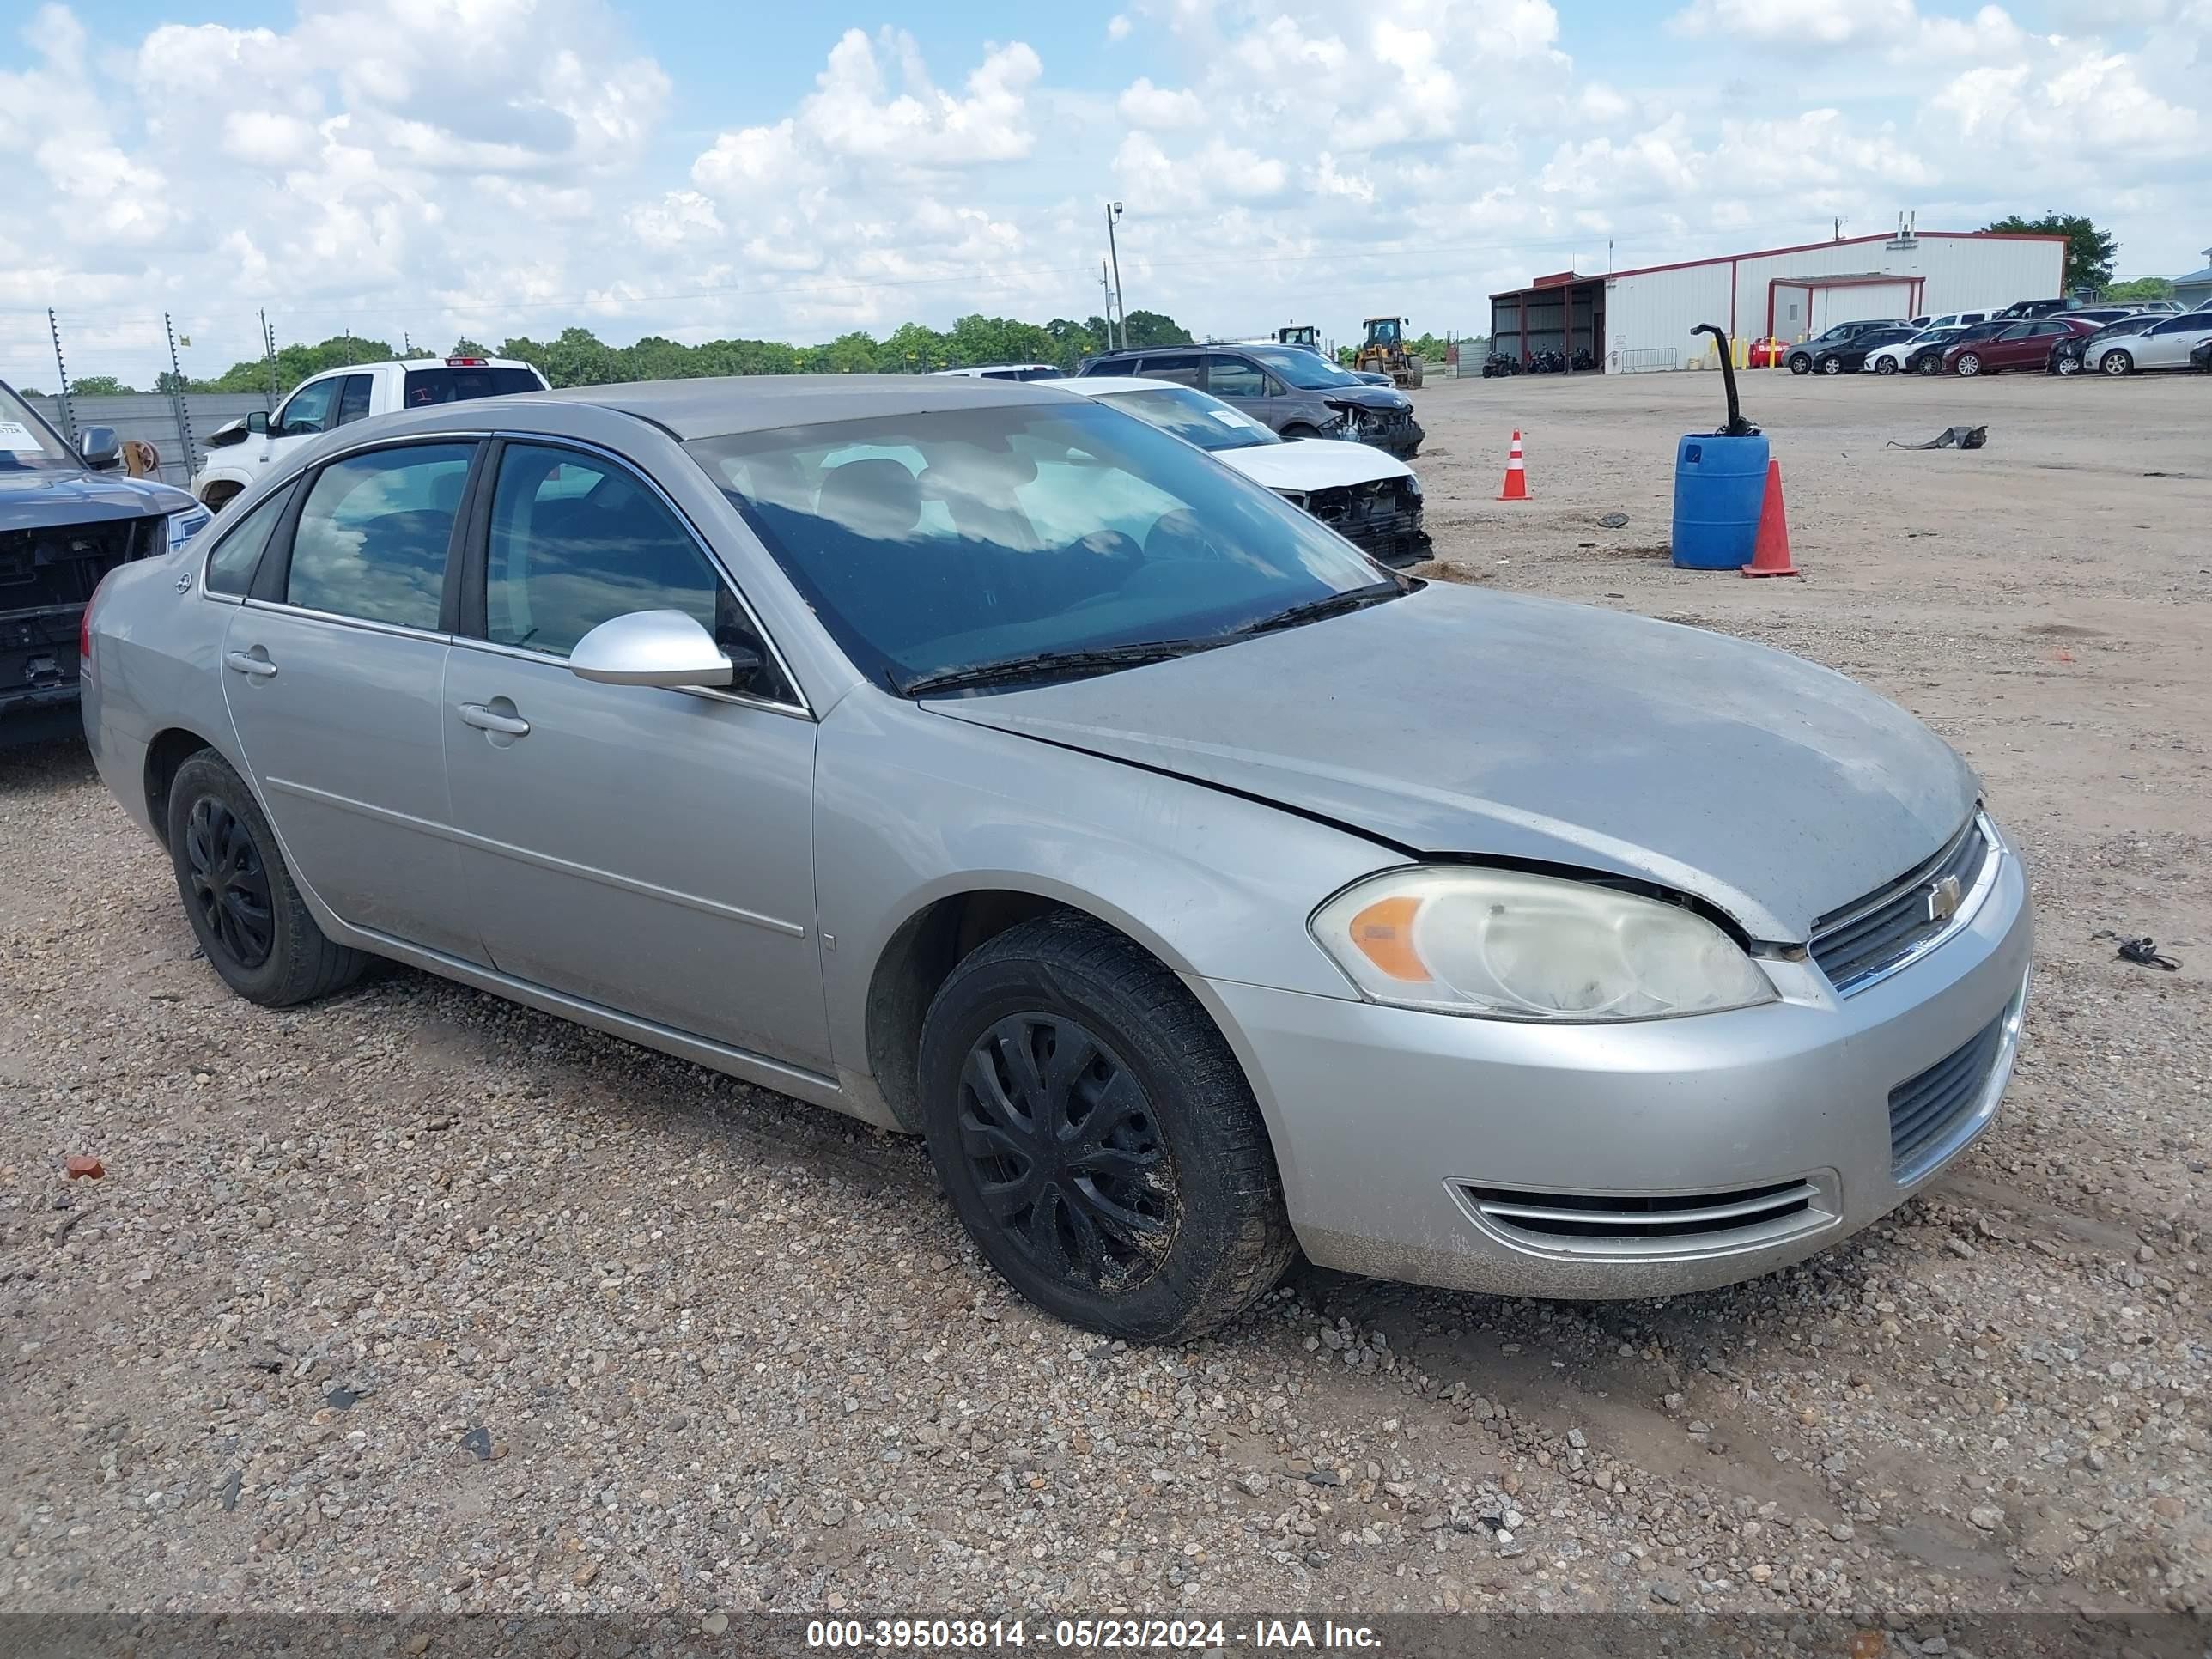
[1079,343,1423,457]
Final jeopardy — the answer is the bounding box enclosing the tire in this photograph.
[918,913,1296,1342]
[166,750,368,1006]
[2055,354,2081,377]
[1875,357,1899,375]
[1279,424,1322,441]
[1820,356,1844,375]
[1787,354,1812,375]
[1956,354,1982,377]
[2100,350,2132,376]
[1916,356,1942,376]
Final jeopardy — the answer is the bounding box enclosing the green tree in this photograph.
[447,337,492,358]
[1120,309,1193,349]
[1984,212,2117,293]
[69,374,140,395]
[2104,276,2175,302]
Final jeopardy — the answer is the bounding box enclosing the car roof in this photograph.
[484,374,1076,441]
[1041,375,1187,396]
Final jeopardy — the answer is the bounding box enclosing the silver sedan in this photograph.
[82,377,2033,1340]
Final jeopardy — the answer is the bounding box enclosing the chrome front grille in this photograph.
[1810,814,1996,994]
[1459,1177,1834,1259]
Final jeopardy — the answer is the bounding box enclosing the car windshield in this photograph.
[1096,385,1279,453]
[0,382,76,469]
[1242,345,1364,390]
[686,401,1395,694]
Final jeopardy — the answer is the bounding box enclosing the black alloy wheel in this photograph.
[184,795,274,969]
[955,1012,1173,1291]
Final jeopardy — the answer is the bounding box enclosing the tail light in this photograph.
[82,568,114,662]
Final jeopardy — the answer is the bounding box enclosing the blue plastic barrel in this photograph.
[1671,433,1771,569]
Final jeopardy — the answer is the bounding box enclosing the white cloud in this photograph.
[1,0,2206,389]
[1117,76,1205,130]
[1673,0,1918,44]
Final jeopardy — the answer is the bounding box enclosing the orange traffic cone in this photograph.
[1741,459,1799,577]
[1497,430,1529,501]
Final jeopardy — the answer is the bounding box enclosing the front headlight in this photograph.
[1402,474,1421,497]
[1310,866,1777,1021]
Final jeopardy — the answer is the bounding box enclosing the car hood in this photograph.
[1218,439,1411,491]
[1328,386,1412,411]
[927,583,1978,943]
[0,467,195,532]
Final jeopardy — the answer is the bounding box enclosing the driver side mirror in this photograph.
[569,609,752,690]
[246,411,270,436]
[78,426,120,471]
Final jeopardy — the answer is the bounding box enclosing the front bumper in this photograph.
[1197,829,2033,1299]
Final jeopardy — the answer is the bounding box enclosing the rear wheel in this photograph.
[166,750,368,1006]
[1956,353,1983,377]
[919,914,1295,1341]
[2100,350,2132,376]
[1787,354,1812,375]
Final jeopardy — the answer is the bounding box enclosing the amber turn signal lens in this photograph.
[1347,895,1429,981]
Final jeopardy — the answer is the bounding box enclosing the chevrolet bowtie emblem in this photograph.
[1925,873,1963,923]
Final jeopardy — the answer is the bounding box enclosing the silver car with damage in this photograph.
[82,377,2033,1340]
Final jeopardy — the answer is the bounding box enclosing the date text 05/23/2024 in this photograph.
[805,1619,1383,1650]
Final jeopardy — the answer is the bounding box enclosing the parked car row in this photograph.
[1790,313,2212,380]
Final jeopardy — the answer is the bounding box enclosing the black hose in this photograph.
[1692,324,1759,436]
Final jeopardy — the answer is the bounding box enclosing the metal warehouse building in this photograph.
[1488,228,2067,372]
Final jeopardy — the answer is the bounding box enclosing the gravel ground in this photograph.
[2,368,2205,1623]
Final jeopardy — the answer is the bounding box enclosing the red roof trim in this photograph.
[1487,230,2065,303]
[1605,229,2067,283]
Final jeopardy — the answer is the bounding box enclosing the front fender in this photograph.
[813,691,1401,1085]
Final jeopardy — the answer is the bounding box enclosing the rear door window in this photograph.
[1206,358,1268,398]
[284,443,475,629]
[333,374,374,427]
[1136,353,1201,387]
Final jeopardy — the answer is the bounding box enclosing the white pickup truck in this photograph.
[191,356,548,511]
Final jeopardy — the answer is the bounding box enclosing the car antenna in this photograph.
[1691,324,1759,437]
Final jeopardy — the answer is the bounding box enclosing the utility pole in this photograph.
[46,308,76,447]
[1100,263,1115,347]
[1105,202,1127,350]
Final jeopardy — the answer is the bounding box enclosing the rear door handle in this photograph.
[459,702,531,737]
[223,650,277,678]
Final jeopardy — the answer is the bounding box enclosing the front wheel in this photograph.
[918,914,1295,1341]
[1916,356,1942,376]
[2055,353,2081,377]
[1279,424,1322,441]
[166,750,368,1006]
[1956,354,1983,377]
[2100,350,2132,376]
[1875,356,1899,375]
[1820,356,1844,375]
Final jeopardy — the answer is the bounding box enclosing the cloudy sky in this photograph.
[2,0,2205,386]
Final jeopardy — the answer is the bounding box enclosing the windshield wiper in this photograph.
[900,638,1218,696]
[1228,580,1406,639]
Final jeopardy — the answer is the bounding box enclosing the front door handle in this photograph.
[459,702,532,737]
[223,649,277,679]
